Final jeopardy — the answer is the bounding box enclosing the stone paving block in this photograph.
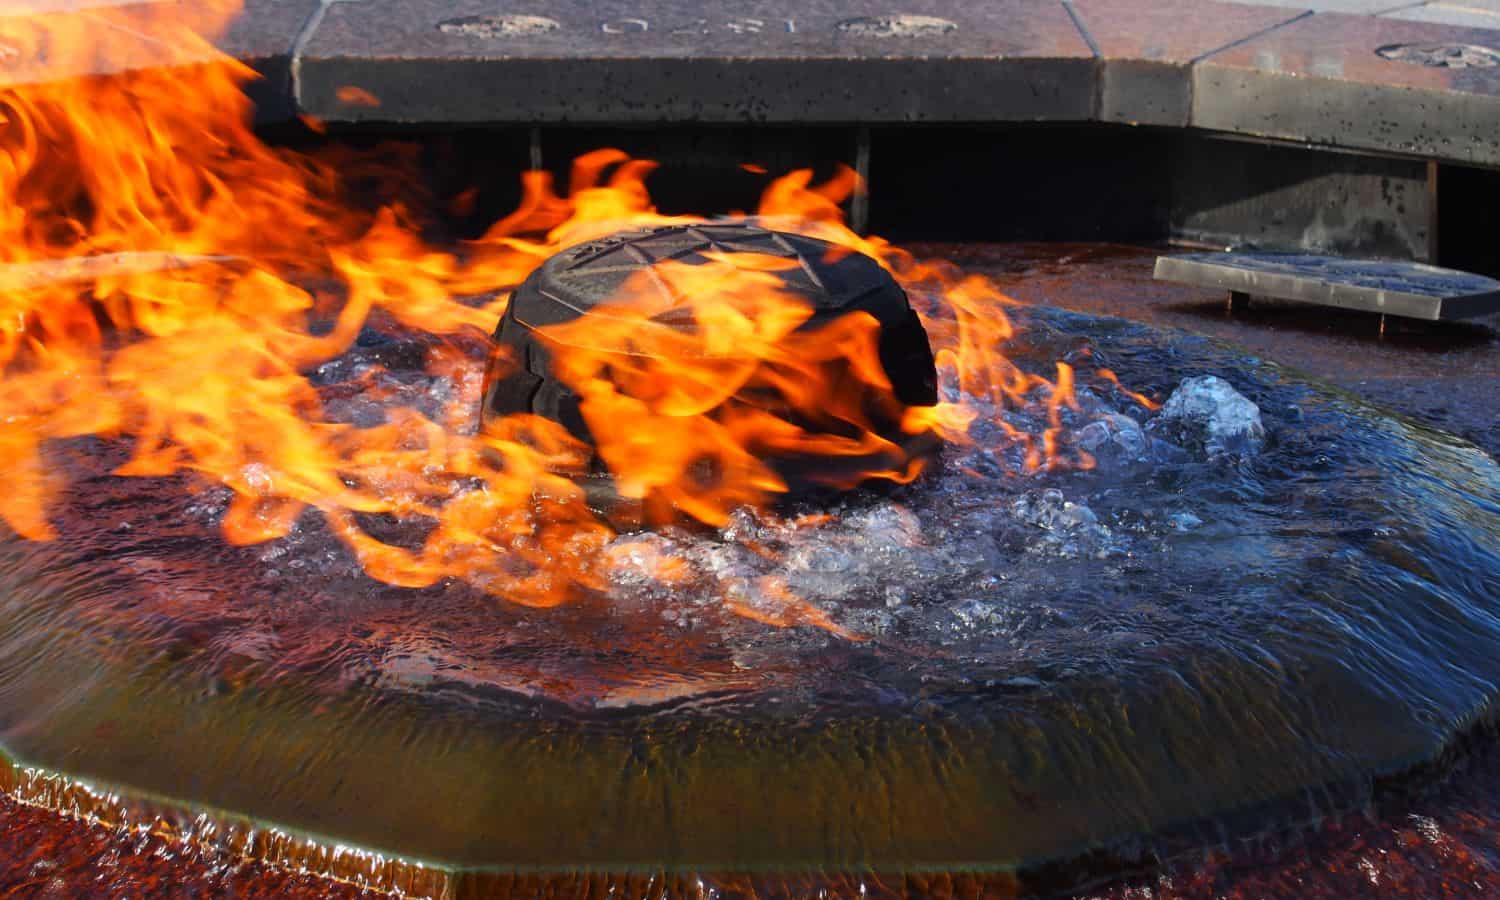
[1193,12,1500,166]
[295,0,1095,124]
[1386,3,1500,29]
[1155,252,1500,320]
[1071,0,1307,125]
[0,0,317,122]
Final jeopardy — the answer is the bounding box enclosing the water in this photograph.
[1154,374,1266,457]
[0,304,1497,890]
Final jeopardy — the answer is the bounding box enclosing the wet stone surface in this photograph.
[923,242,1500,459]
[0,243,1498,896]
[2,290,1499,886]
[11,734,1500,899]
[0,794,377,899]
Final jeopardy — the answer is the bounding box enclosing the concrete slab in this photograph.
[294,0,1096,124]
[1194,11,1500,166]
[1070,0,1308,125]
[1154,252,1500,320]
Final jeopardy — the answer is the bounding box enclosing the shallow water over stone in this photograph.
[0,304,1497,889]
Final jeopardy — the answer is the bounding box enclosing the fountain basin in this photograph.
[1,297,1497,892]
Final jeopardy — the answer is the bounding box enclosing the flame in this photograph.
[335,86,381,108]
[539,250,928,527]
[0,1,1127,631]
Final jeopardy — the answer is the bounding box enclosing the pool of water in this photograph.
[0,295,1497,891]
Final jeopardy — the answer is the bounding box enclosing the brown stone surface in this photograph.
[0,793,377,899]
[8,740,1500,897]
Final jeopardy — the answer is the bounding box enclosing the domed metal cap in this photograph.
[481,223,940,509]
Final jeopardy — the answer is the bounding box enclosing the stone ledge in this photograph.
[5,2,1500,166]
[294,0,1096,124]
[286,1,1500,167]
[1193,11,1500,167]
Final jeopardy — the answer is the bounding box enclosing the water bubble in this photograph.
[1077,412,1149,465]
[1154,375,1266,458]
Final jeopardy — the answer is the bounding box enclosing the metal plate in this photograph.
[1154,252,1500,320]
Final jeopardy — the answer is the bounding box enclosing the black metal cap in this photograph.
[481,223,940,512]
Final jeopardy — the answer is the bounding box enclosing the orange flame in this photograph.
[0,2,1122,630]
[540,250,929,527]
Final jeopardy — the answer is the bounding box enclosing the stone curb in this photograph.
[5,2,1500,163]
